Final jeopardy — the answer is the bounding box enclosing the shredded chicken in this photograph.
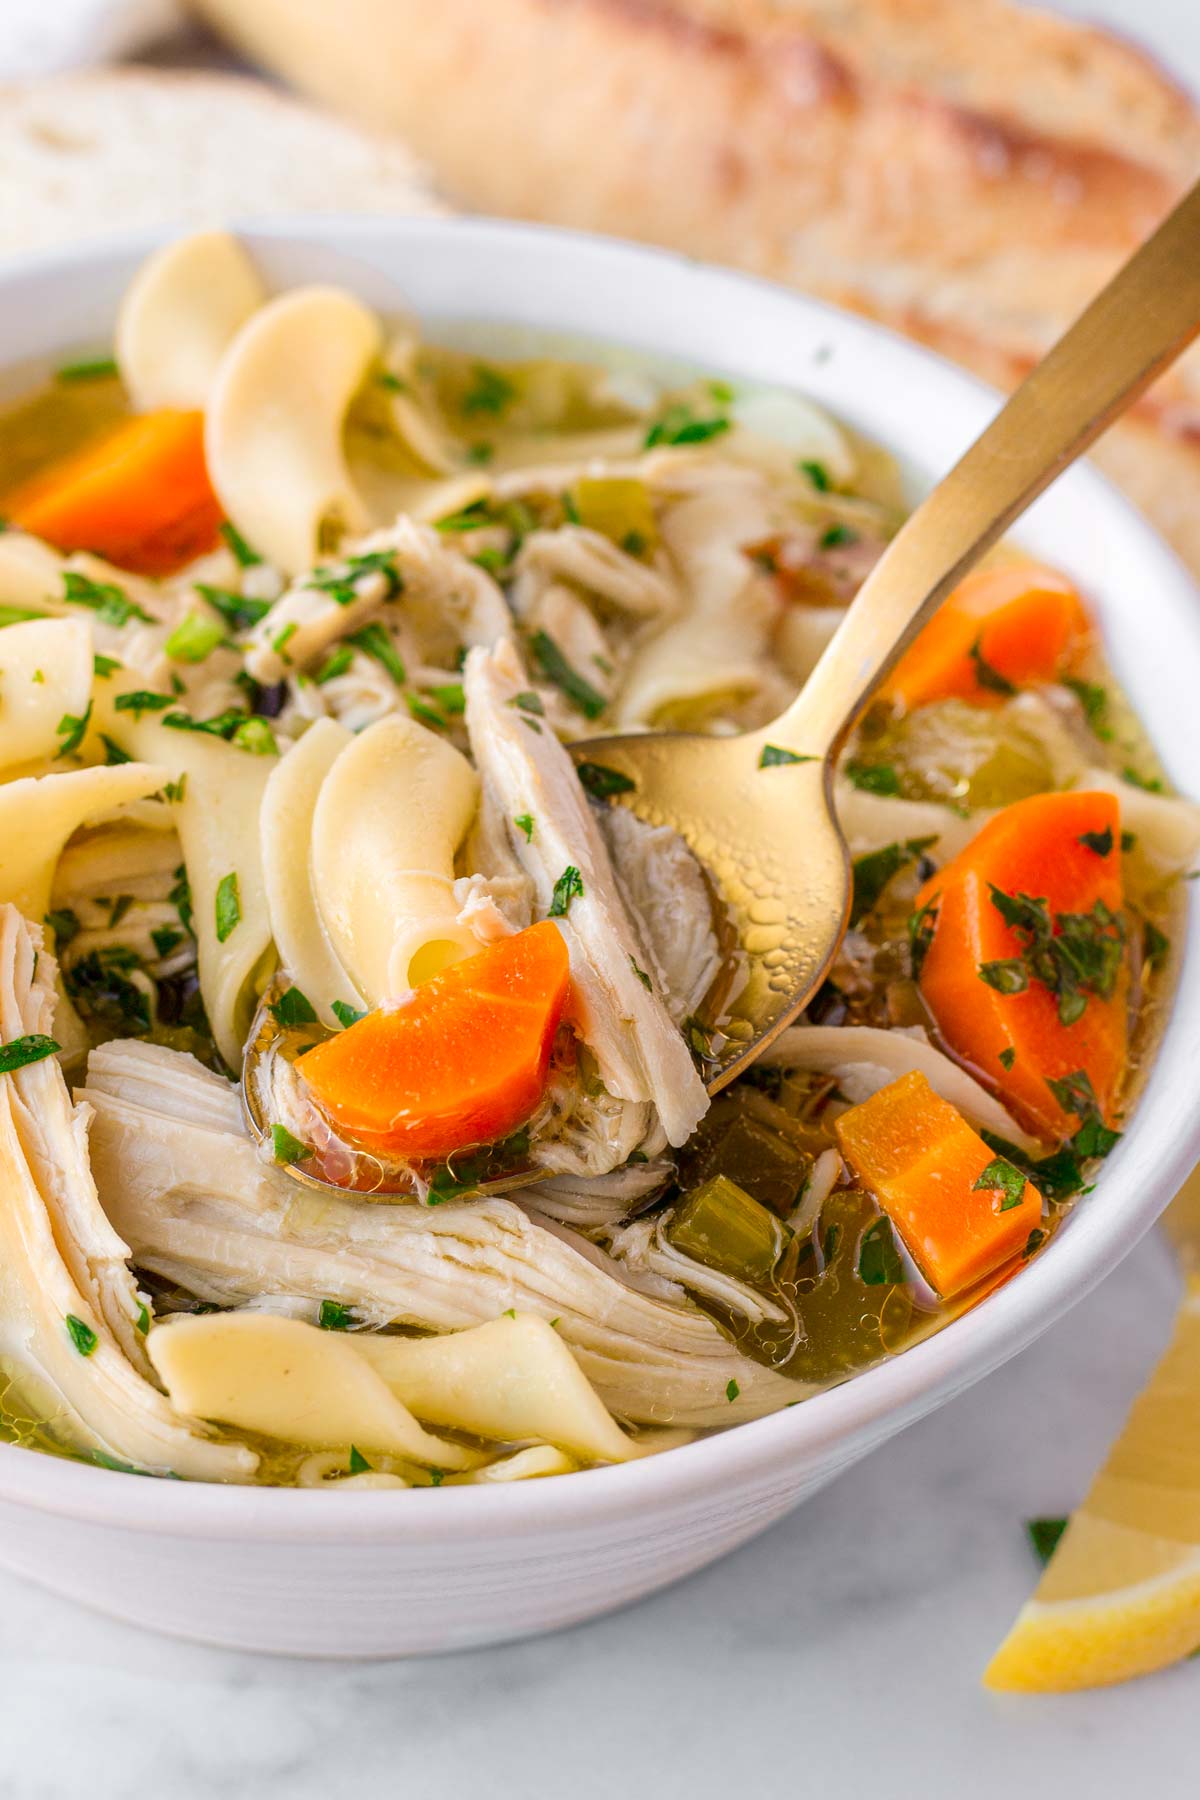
[81,1040,803,1428]
[464,637,709,1150]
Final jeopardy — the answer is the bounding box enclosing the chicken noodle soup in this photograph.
[0,230,1193,1488]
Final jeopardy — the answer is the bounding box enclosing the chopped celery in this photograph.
[667,1174,791,1285]
[568,476,658,552]
[685,1112,813,1219]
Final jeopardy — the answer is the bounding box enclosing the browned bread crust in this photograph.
[193,0,1200,572]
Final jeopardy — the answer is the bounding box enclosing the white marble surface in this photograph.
[1,3,1199,1794]
[0,1233,1187,1799]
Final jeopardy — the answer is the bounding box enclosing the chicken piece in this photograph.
[463,636,708,1149]
[0,909,253,1480]
[82,1039,800,1426]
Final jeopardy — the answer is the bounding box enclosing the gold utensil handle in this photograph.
[782,175,1200,753]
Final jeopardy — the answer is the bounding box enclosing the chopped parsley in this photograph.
[858,1215,903,1285]
[194,582,271,631]
[92,653,122,678]
[462,363,516,417]
[979,887,1125,1026]
[307,549,403,606]
[845,759,899,795]
[318,1299,354,1331]
[62,570,153,628]
[644,405,730,449]
[270,622,298,663]
[65,947,149,1033]
[151,925,184,960]
[576,760,635,799]
[1121,765,1163,793]
[759,743,817,768]
[165,612,226,663]
[725,1378,740,1403]
[1144,919,1170,969]
[65,1313,98,1356]
[55,701,92,759]
[115,690,173,719]
[136,1303,150,1334]
[169,865,193,935]
[465,441,494,465]
[967,636,1016,696]
[798,459,830,490]
[100,734,131,765]
[529,630,607,720]
[348,1445,372,1474]
[549,865,584,917]
[1064,677,1111,738]
[514,813,535,841]
[1026,1516,1068,1566]
[0,1034,60,1073]
[429,682,466,716]
[407,695,448,731]
[218,521,262,568]
[907,894,939,979]
[1023,1227,1047,1258]
[314,644,354,684]
[999,1046,1016,1071]
[44,908,80,947]
[332,1000,366,1029]
[57,355,118,383]
[436,501,493,535]
[972,1156,1027,1212]
[510,689,544,716]
[348,621,407,685]
[851,836,937,928]
[819,523,857,551]
[629,956,652,991]
[270,1122,311,1164]
[270,986,318,1028]
[214,872,241,944]
[1077,826,1114,857]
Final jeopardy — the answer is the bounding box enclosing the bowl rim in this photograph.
[0,212,1197,1541]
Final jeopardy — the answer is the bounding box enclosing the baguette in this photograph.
[192,0,1200,574]
[0,68,443,260]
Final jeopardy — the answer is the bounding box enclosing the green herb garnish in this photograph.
[332,1000,366,1029]
[0,1034,60,1073]
[270,987,318,1028]
[845,759,900,795]
[348,621,407,685]
[514,813,535,841]
[725,1378,740,1403]
[231,717,278,756]
[214,872,241,944]
[967,636,1016,696]
[462,363,516,417]
[100,734,131,765]
[92,653,122,678]
[62,570,153,628]
[55,701,92,759]
[218,521,262,567]
[799,459,830,490]
[759,744,817,768]
[529,630,607,720]
[549,865,584,917]
[348,1445,372,1473]
[1077,826,1114,857]
[194,582,271,631]
[44,908,80,946]
[151,925,184,959]
[57,355,118,383]
[644,406,730,449]
[851,837,937,928]
[270,1122,311,1164]
[819,523,857,551]
[114,690,173,719]
[979,887,1126,1027]
[314,644,354,684]
[65,1313,98,1355]
[576,760,636,799]
[858,1215,903,1285]
[318,1299,354,1331]
[1026,1516,1068,1566]
[972,1156,1028,1212]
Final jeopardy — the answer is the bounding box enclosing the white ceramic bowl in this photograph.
[0,219,1197,1659]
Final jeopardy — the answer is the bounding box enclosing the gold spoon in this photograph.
[246,177,1200,1192]
[569,173,1200,1093]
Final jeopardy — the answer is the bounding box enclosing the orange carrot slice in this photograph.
[882,563,1092,710]
[913,790,1127,1140]
[297,921,571,1161]
[6,410,223,577]
[835,1070,1044,1297]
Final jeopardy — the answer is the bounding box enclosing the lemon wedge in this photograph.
[986,1265,1200,1692]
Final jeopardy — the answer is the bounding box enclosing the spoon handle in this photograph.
[778,174,1200,755]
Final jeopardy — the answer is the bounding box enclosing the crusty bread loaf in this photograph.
[191,0,1200,575]
[0,68,443,259]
